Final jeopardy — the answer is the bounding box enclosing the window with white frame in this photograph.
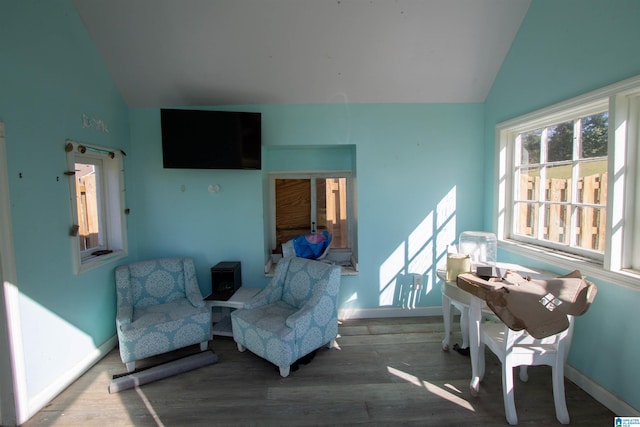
[66,140,127,273]
[496,75,640,278]
[269,171,357,270]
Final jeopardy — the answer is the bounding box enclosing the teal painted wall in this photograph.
[0,1,131,402]
[129,103,486,309]
[484,0,640,411]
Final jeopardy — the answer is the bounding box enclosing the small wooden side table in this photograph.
[206,287,261,338]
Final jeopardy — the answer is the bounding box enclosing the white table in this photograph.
[438,263,550,395]
[437,269,493,352]
[206,287,261,338]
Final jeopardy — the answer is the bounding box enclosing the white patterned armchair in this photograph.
[231,257,341,377]
[115,257,211,372]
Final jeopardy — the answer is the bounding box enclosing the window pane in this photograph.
[514,202,538,237]
[75,162,102,252]
[520,130,541,165]
[545,164,572,203]
[315,179,327,231]
[575,206,606,252]
[577,160,607,205]
[581,112,608,158]
[518,167,540,201]
[320,178,348,249]
[275,176,351,251]
[275,179,311,247]
[543,203,570,244]
[546,121,573,162]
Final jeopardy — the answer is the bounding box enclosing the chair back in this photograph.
[281,257,340,309]
[120,258,193,309]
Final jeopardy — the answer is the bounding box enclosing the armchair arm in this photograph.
[286,270,340,331]
[116,306,133,331]
[115,265,133,327]
[286,289,334,329]
[244,279,284,309]
[285,299,317,330]
[183,258,205,308]
[244,257,292,310]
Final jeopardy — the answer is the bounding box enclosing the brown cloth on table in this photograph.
[457,270,597,339]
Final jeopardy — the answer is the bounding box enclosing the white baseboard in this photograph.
[565,365,639,416]
[339,306,442,320]
[23,335,117,424]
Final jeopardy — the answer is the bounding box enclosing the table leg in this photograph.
[442,293,452,351]
[468,295,482,396]
[460,306,469,349]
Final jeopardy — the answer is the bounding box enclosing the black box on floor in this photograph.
[208,261,241,301]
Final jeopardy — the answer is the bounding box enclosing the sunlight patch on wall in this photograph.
[338,292,362,320]
[18,293,97,398]
[436,186,456,229]
[408,240,433,296]
[408,212,433,260]
[435,186,457,270]
[379,242,406,306]
[378,186,458,308]
[407,212,434,295]
[408,240,432,277]
[345,292,358,303]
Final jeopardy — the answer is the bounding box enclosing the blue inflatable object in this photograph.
[292,231,332,260]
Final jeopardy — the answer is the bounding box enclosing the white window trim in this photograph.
[494,74,640,291]
[66,140,127,274]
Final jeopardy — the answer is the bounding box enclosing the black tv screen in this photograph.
[161,109,261,170]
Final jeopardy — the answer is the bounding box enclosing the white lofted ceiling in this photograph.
[72,0,531,108]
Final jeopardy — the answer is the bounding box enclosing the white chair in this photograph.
[478,316,574,425]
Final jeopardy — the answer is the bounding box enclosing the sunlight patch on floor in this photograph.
[135,387,165,427]
[387,366,475,411]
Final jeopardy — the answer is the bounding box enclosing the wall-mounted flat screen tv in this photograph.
[161,109,262,170]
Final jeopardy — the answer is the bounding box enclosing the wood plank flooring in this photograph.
[23,317,614,426]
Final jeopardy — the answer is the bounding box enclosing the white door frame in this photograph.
[0,122,25,425]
